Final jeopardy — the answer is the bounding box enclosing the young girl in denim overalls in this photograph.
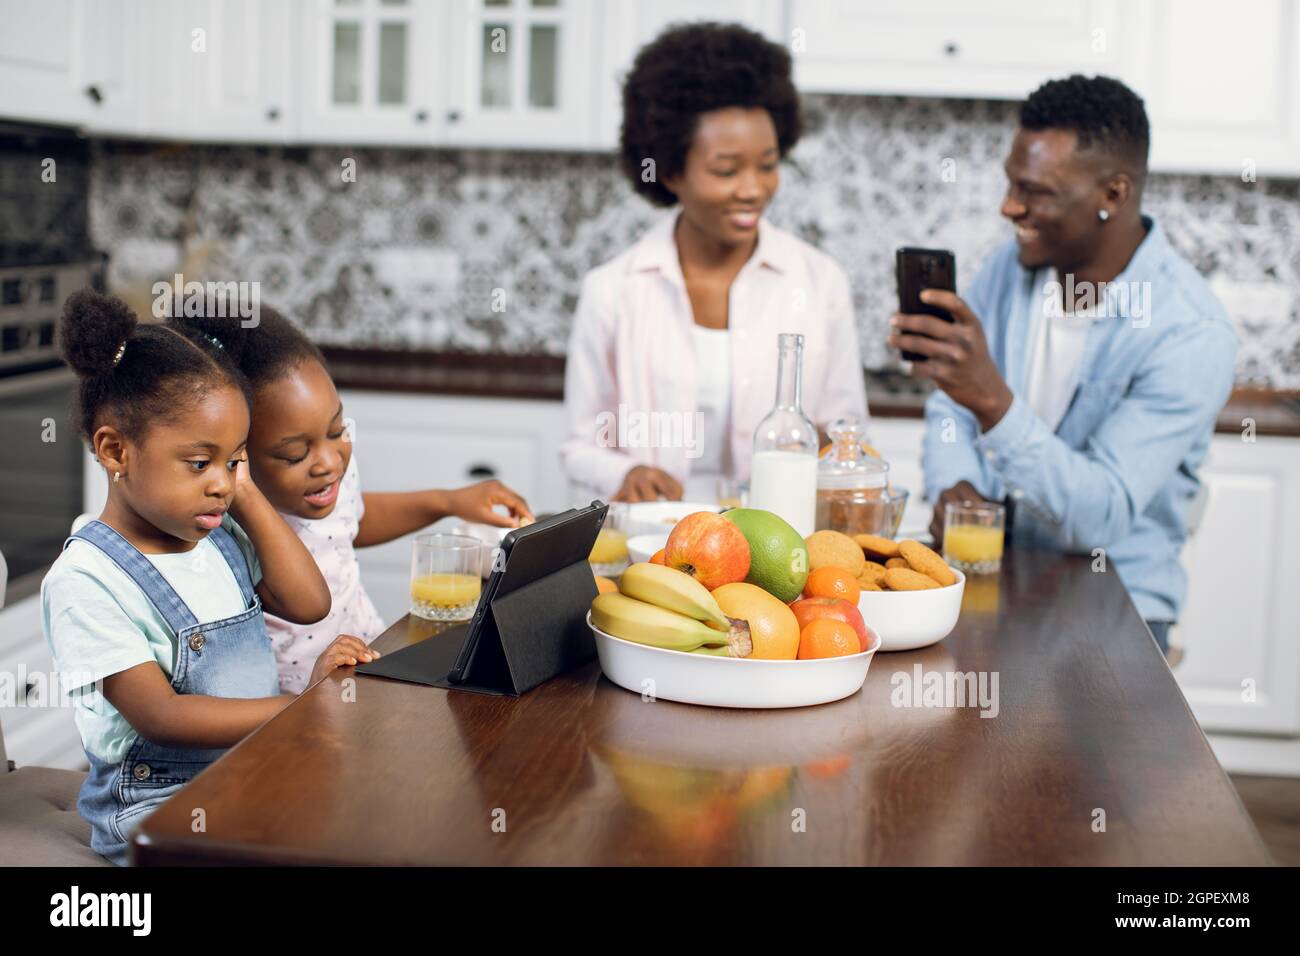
[42,291,379,864]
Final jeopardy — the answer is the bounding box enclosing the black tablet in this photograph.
[355,500,608,695]
[447,500,607,683]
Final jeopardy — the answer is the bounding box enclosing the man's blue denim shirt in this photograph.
[922,217,1238,620]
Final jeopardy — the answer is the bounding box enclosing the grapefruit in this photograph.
[721,508,808,603]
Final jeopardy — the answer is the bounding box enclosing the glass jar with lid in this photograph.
[815,417,892,536]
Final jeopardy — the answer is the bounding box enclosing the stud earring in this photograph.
[114,472,121,483]
[1098,209,1110,222]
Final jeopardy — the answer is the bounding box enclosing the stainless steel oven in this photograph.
[0,259,104,601]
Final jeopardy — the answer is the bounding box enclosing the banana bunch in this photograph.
[592,563,752,658]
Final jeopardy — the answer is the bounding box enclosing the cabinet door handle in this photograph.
[467,464,496,480]
[446,109,461,123]
[943,42,959,56]
[84,84,103,104]
[415,109,429,123]
[266,107,281,121]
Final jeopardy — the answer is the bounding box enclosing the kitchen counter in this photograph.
[321,346,1300,436]
[132,550,1270,866]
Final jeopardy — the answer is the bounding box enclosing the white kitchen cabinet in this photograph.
[339,390,569,622]
[789,0,1123,101]
[297,0,451,144]
[0,0,138,131]
[1122,0,1300,176]
[593,0,784,150]
[1173,435,1300,736]
[144,0,296,143]
[441,0,597,149]
[0,0,89,128]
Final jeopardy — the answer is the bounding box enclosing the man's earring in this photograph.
[113,472,121,483]
[1097,209,1110,222]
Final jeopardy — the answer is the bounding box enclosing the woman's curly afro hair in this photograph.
[619,22,802,207]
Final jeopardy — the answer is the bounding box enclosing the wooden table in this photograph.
[134,551,1271,866]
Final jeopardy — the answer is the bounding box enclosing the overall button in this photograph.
[133,763,151,782]
[189,633,206,652]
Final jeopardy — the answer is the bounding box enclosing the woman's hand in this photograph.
[443,479,535,528]
[612,466,683,502]
[307,634,380,688]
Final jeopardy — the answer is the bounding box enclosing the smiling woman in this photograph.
[561,22,869,505]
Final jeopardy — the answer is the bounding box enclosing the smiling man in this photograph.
[892,75,1238,654]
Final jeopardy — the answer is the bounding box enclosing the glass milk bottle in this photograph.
[749,333,818,536]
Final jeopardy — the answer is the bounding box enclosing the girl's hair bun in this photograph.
[58,289,139,377]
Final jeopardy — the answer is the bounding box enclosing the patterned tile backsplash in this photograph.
[88,94,1300,388]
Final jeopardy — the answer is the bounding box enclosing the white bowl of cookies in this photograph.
[851,535,965,652]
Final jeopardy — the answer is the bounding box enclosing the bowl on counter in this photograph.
[588,612,883,709]
[626,533,669,566]
[856,569,965,652]
[623,501,721,536]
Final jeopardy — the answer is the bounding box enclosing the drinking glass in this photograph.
[410,533,483,621]
[942,502,1005,574]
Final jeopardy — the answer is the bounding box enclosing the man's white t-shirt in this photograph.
[1024,270,1100,432]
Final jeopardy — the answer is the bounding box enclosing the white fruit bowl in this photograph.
[588,612,883,709]
[626,533,669,565]
[856,569,965,652]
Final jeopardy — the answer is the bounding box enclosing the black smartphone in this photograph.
[896,247,956,362]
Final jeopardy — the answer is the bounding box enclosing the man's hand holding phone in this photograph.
[891,289,1014,434]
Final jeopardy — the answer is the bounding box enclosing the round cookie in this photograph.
[857,561,888,586]
[885,557,909,569]
[853,533,900,561]
[898,539,957,586]
[805,530,866,576]
[883,567,941,591]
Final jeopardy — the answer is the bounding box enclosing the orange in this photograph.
[802,565,861,603]
[593,575,619,594]
[711,582,800,660]
[798,619,861,660]
[649,548,666,565]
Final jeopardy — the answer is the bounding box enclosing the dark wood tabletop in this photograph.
[133,550,1271,866]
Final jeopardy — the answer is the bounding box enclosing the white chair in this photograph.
[1165,483,1211,669]
[0,545,110,866]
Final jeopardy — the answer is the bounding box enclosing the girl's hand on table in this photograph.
[443,479,535,528]
[308,635,380,687]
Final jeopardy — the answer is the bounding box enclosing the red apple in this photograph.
[790,597,870,652]
[649,548,666,566]
[664,511,750,590]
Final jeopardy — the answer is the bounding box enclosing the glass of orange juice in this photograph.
[589,503,630,578]
[942,502,1005,575]
[410,533,483,621]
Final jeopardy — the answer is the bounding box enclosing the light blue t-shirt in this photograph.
[40,516,262,763]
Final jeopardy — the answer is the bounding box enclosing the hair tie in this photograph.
[111,341,127,367]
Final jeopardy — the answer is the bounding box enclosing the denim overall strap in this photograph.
[206,523,256,607]
[66,520,199,634]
